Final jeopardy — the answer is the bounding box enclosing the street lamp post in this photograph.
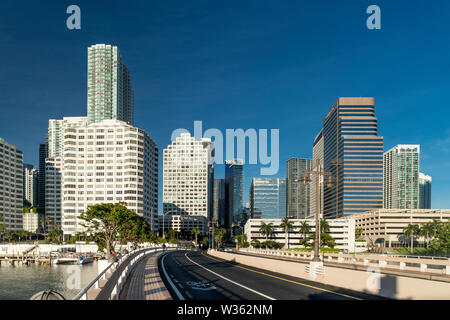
[231,223,244,250]
[296,159,334,263]
[208,220,218,250]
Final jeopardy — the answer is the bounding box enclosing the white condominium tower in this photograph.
[87,44,133,125]
[163,133,213,218]
[0,138,23,231]
[23,164,38,207]
[61,119,158,236]
[48,117,88,157]
[383,144,420,209]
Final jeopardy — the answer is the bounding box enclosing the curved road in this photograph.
[159,250,385,300]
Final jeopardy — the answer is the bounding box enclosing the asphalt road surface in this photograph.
[158,250,386,300]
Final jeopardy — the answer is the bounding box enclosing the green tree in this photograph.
[429,222,450,254]
[200,237,209,250]
[5,231,14,243]
[309,232,336,248]
[191,227,201,245]
[280,217,294,249]
[320,219,330,234]
[403,223,420,253]
[251,239,262,249]
[232,233,247,249]
[259,222,274,241]
[118,214,150,248]
[420,222,436,252]
[214,228,227,249]
[79,203,141,259]
[298,221,310,240]
[47,229,63,244]
[355,228,363,239]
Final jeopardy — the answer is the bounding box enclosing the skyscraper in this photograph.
[48,117,88,157]
[250,178,286,219]
[323,97,384,218]
[0,138,23,231]
[45,156,63,229]
[60,119,158,236]
[38,142,47,208]
[286,158,312,219]
[310,130,324,219]
[87,44,133,125]
[23,164,38,207]
[225,159,244,227]
[383,145,420,209]
[419,172,432,209]
[213,179,226,226]
[163,133,213,219]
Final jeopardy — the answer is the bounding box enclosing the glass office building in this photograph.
[286,158,312,219]
[87,44,134,125]
[250,178,286,219]
[225,160,244,227]
[383,145,420,209]
[419,172,432,209]
[213,178,226,226]
[323,97,384,218]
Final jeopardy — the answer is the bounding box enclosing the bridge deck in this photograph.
[95,248,155,300]
[119,251,172,300]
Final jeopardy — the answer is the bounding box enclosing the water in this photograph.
[0,260,99,300]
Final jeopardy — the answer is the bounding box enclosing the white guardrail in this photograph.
[239,248,450,276]
[74,244,195,300]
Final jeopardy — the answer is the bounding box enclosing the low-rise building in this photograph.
[244,218,358,252]
[161,213,208,234]
[350,209,450,247]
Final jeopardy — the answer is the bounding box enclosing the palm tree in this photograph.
[280,217,294,249]
[298,221,310,239]
[259,222,274,241]
[45,216,52,233]
[420,222,435,252]
[5,232,13,243]
[403,223,420,253]
[320,219,330,234]
[214,228,227,249]
[40,218,45,234]
[191,227,201,245]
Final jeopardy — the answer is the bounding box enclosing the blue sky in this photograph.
[1,1,450,211]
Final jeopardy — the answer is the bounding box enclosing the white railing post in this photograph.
[445,265,450,275]
[420,263,427,272]
[364,259,368,266]
[399,262,406,270]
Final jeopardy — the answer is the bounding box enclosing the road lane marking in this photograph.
[185,252,276,300]
[202,252,363,301]
[160,253,185,300]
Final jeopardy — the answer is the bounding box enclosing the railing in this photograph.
[73,244,162,300]
[73,260,117,300]
[74,244,195,300]
[239,248,450,276]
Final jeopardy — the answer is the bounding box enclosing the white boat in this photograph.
[77,256,93,265]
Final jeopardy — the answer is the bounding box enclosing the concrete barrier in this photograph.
[208,250,450,300]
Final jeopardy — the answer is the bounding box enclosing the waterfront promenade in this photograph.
[119,251,172,300]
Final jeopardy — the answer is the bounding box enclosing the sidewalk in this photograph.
[119,251,172,300]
